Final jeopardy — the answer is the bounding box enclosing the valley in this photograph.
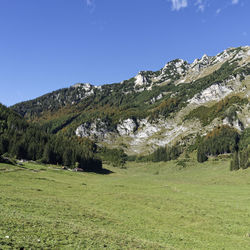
[0,159,250,249]
[1,2,250,249]
[0,46,249,249]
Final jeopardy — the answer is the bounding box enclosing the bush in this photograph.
[0,155,16,165]
[176,160,187,168]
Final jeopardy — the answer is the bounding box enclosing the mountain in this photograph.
[12,46,250,155]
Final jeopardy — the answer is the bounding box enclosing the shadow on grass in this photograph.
[90,167,114,175]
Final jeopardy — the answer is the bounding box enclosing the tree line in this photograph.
[197,125,239,163]
[230,128,250,171]
[196,125,249,170]
[133,144,182,163]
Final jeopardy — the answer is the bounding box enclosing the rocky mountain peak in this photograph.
[190,53,212,73]
[162,59,188,74]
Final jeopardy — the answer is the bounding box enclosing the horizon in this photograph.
[1,0,249,106]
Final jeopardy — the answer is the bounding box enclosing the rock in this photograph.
[156,93,163,101]
[76,119,110,139]
[117,119,138,136]
[190,54,212,73]
[72,83,91,89]
[162,59,189,77]
[73,168,83,172]
[135,72,148,86]
[189,83,233,105]
[223,117,244,131]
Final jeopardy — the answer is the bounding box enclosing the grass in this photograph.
[0,159,250,249]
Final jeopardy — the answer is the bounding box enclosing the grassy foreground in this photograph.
[0,159,250,249]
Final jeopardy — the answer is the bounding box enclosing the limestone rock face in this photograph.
[189,83,233,105]
[213,49,231,64]
[135,73,148,86]
[72,83,91,90]
[189,54,213,74]
[75,119,110,140]
[117,119,138,136]
[223,117,244,131]
[162,59,189,75]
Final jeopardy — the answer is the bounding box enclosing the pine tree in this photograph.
[239,148,249,170]
[63,148,72,167]
[42,144,54,164]
[197,147,208,163]
[230,151,239,171]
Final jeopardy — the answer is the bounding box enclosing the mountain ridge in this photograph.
[11,46,250,154]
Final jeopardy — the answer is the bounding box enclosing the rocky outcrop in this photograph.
[189,83,233,105]
[223,117,244,131]
[190,54,212,73]
[76,119,111,140]
[135,72,148,86]
[117,119,138,136]
[162,59,189,76]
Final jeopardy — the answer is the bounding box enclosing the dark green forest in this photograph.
[0,103,102,172]
[196,125,249,170]
[197,125,239,163]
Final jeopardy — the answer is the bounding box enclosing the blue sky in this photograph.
[0,0,249,106]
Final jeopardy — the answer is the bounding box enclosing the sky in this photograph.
[0,0,249,106]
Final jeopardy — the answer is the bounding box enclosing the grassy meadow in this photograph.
[0,158,250,249]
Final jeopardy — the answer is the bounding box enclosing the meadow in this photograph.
[0,158,250,249]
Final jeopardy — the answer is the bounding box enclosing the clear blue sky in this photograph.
[0,0,249,106]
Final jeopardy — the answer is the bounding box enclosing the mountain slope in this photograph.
[0,103,102,170]
[12,46,250,154]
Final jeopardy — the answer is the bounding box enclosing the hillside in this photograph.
[0,104,101,171]
[12,46,250,154]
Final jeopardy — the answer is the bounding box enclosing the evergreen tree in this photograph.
[0,136,8,155]
[197,147,208,163]
[239,147,250,170]
[63,148,72,167]
[42,144,54,164]
[230,151,239,171]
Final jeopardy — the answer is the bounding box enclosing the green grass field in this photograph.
[0,158,250,249]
